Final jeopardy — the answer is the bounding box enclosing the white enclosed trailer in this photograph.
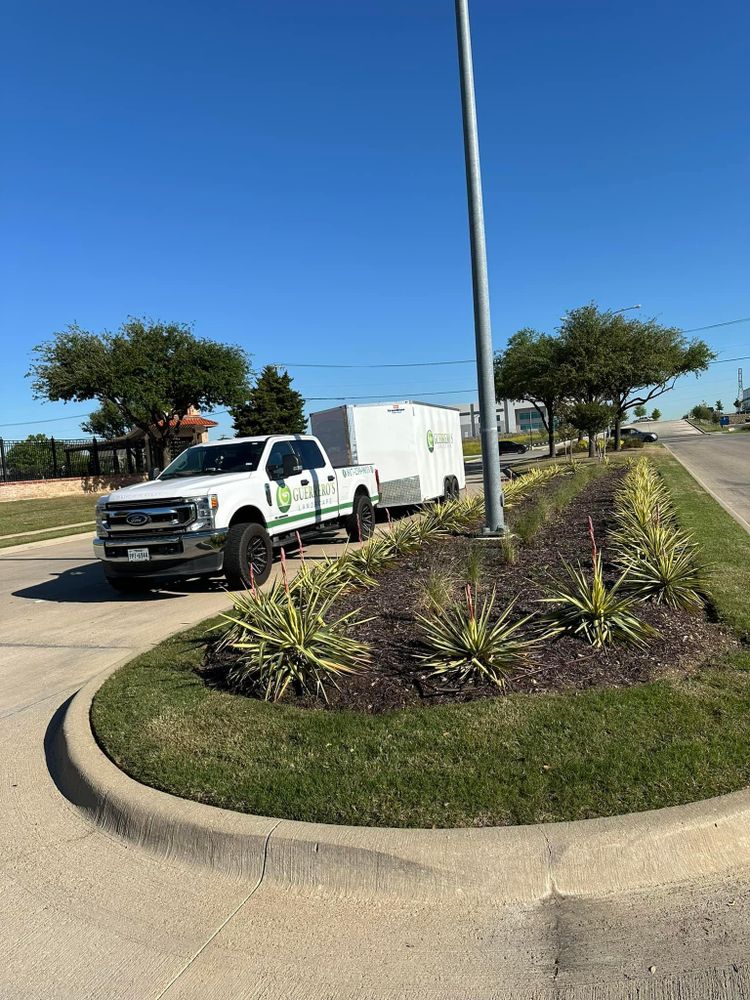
[310,401,465,508]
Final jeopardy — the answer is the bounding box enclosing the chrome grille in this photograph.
[100,499,196,535]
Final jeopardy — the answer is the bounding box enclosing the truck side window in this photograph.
[266,441,297,480]
[293,440,326,470]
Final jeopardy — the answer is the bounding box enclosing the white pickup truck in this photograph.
[94,435,379,592]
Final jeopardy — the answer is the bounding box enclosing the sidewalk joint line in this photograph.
[153,818,282,999]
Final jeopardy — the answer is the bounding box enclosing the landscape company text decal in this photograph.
[276,481,337,512]
[426,429,453,453]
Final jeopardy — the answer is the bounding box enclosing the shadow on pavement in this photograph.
[12,560,226,604]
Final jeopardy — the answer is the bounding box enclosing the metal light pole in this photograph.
[454,0,504,534]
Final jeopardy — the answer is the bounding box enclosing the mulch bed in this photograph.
[203,467,734,713]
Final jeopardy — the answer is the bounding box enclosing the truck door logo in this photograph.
[426,429,435,453]
[276,484,293,513]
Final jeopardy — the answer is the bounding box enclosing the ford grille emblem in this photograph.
[126,512,150,526]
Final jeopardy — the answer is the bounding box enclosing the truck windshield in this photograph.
[160,441,266,479]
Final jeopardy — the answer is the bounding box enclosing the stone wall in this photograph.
[0,474,148,503]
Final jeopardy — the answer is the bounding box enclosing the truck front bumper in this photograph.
[93,528,228,580]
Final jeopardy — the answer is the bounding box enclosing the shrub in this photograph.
[621,438,645,449]
[540,519,655,648]
[418,568,457,614]
[217,582,370,702]
[464,544,485,588]
[416,587,537,688]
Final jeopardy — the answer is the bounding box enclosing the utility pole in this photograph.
[454,0,504,534]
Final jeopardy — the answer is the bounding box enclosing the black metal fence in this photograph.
[0,437,148,483]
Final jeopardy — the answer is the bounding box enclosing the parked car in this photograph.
[498,440,528,455]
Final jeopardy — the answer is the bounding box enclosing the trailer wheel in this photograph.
[444,476,460,501]
[345,492,375,542]
[224,521,273,589]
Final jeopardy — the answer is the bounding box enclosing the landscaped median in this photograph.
[86,450,750,835]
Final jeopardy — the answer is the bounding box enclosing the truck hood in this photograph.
[101,473,255,502]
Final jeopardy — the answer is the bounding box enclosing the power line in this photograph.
[681,317,750,334]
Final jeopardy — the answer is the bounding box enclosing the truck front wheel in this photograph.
[345,493,375,542]
[224,522,273,590]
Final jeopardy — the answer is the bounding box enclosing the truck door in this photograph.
[265,440,317,532]
[292,438,339,523]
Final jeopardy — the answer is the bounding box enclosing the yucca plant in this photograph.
[616,521,705,611]
[344,533,398,580]
[540,518,655,648]
[416,586,537,687]
[381,517,425,557]
[217,582,371,702]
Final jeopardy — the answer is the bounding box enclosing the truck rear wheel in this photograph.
[224,521,273,590]
[345,493,375,542]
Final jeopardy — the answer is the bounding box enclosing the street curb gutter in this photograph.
[56,664,750,904]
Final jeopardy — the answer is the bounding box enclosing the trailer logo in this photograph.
[276,484,293,513]
[426,429,453,454]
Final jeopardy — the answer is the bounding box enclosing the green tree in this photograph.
[81,399,132,439]
[650,407,661,421]
[494,330,570,457]
[689,403,714,423]
[231,365,306,437]
[5,434,53,479]
[715,400,724,413]
[561,305,713,451]
[633,404,647,419]
[29,318,251,467]
[556,305,617,457]
[735,398,742,412]
[567,402,614,454]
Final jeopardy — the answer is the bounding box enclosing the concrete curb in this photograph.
[53,662,750,904]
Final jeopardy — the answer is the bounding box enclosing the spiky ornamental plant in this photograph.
[217,581,371,702]
[540,518,655,649]
[416,586,537,688]
[616,521,705,611]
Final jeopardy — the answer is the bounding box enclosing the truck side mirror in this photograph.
[282,454,302,478]
[148,467,161,480]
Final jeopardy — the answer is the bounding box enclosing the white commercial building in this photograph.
[452,400,548,439]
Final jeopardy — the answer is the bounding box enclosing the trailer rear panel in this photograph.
[311,402,464,507]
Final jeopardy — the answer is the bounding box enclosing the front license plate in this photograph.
[127,548,150,563]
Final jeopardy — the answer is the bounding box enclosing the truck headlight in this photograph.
[192,495,218,530]
[95,500,107,532]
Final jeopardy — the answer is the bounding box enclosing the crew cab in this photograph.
[93,435,379,592]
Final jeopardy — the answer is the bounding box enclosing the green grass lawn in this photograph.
[0,494,99,534]
[0,494,99,547]
[91,451,750,828]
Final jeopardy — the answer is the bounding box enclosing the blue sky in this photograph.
[2,0,749,439]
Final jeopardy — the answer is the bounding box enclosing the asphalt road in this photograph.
[645,418,750,532]
[2,452,750,998]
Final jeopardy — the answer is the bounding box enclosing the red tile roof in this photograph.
[168,415,219,428]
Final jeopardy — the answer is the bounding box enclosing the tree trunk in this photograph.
[613,413,622,452]
[588,433,595,458]
[148,434,166,471]
[547,423,555,458]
